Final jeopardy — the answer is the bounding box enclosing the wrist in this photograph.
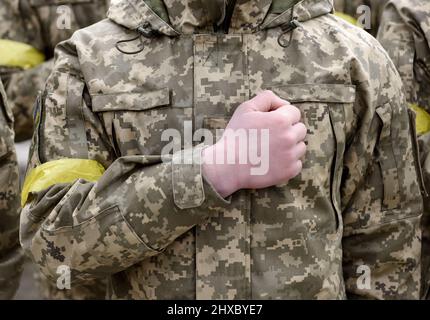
[202,144,239,198]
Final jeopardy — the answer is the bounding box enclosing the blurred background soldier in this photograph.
[334,0,389,36]
[0,79,23,299]
[378,0,430,300]
[0,0,110,142]
[0,0,109,299]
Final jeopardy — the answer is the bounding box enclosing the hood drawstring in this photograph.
[115,22,158,55]
[277,5,300,48]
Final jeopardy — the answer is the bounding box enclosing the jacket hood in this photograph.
[107,0,334,35]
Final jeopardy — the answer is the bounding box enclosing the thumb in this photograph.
[249,90,290,112]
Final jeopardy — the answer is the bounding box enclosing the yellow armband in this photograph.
[0,39,45,69]
[22,159,105,206]
[409,103,430,136]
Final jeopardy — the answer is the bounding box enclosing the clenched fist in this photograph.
[202,90,307,197]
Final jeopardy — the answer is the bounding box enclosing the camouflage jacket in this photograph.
[0,79,23,300]
[21,0,424,300]
[334,0,389,36]
[0,0,110,141]
[377,0,430,300]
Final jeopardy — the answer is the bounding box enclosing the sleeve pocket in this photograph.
[375,104,401,211]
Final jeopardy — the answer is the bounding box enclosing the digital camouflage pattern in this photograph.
[21,0,424,299]
[334,0,389,36]
[0,0,109,299]
[0,79,23,299]
[0,0,110,141]
[377,0,430,299]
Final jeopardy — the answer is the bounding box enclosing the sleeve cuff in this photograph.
[172,145,231,209]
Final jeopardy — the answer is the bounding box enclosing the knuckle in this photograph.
[284,150,295,162]
[273,114,288,127]
[300,144,307,156]
[278,114,291,127]
[283,131,296,146]
[297,122,307,132]
[290,106,302,120]
[293,123,307,139]
[295,161,303,175]
[290,104,300,113]
[261,90,274,97]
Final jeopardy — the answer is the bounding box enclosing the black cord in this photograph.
[115,34,144,55]
[222,0,237,33]
[115,23,158,55]
[277,6,300,48]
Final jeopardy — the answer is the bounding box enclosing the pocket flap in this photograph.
[270,84,356,104]
[92,88,170,112]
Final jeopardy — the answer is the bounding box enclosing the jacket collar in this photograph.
[107,0,334,35]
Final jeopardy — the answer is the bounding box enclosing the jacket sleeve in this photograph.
[20,40,230,284]
[341,51,423,299]
[0,80,24,299]
[377,1,417,109]
[378,1,430,299]
[418,133,430,299]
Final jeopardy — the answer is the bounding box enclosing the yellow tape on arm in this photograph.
[0,39,45,69]
[334,12,358,26]
[410,103,430,136]
[21,159,105,207]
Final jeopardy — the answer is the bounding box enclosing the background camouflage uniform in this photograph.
[378,0,430,300]
[20,0,424,299]
[334,0,389,36]
[0,0,110,141]
[0,79,23,299]
[0,0,109,299]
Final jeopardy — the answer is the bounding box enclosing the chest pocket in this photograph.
[270,84,356,233]
[92,88,192,157]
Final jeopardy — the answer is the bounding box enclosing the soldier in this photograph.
[377,0,430,300]
[20,0,423,299]
[0,79,23,299]
[0,0,109,299]
[334,0,389,36]
[0,0,110,142]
